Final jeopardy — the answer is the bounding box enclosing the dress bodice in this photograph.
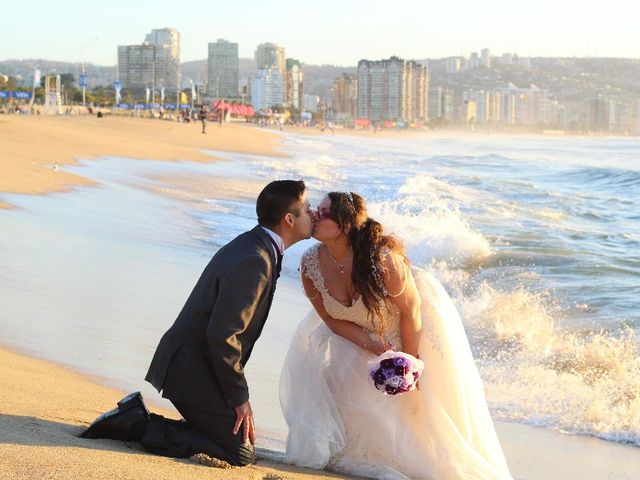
[301,244,403,349]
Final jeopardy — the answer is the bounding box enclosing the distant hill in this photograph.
[3,57,639,108]
[426,57,640,108]
[0,59,116,88]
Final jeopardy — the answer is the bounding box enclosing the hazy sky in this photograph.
[2,0,639,66]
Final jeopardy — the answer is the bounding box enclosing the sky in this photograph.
[2,0,639,66]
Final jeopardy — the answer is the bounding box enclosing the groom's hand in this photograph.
[233,400,256,445]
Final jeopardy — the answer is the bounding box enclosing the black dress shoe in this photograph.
[80,392,150,441]
[117,391,149,416]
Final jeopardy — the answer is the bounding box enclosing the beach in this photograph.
[0,346,353,480]
[0,115,283,208]
[1,115,639,480]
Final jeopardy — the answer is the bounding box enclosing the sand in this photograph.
[0,115,283,208]
[0,346,353,480]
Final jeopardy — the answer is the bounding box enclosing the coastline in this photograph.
[0,115,283,208]
[3,341,640,480]
[1,115,639,479]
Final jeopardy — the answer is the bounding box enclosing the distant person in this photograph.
[80,180,315,467]
[199,105,207,134]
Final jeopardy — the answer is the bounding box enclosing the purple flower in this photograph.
[393,357,408,368]
[380,358,395,369]
[373,370,386,385]
[394,365,408,376]
[385,385,399,395]
[368,351,425,396]
[382,368,395,380]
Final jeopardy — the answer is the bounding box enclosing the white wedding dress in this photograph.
[280,245,513,480]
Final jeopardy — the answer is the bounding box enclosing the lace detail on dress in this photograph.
[301,245,403,349]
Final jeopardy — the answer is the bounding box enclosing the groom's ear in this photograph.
[284,212,294,227]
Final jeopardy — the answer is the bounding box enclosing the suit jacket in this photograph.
[145,226,279,412]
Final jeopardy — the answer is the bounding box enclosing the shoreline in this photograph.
[2,115,640,479]
[3,340,640,480]
[0,115,284,208]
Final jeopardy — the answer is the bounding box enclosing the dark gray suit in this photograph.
[142,225,279,464]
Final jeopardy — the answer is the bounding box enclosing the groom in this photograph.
[81,179,314,466]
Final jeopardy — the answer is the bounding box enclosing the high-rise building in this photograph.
[357,56,428,123]
[468,52,480,70]
[463,90,504,123]
[118,28,180,97]
[303,94,320,113]
[428,87,444,120]
[495,83,549,126]
[144,28,179,92]
[117,44,156,94]
[445,57,462,74]
[332,73,358,122]
[207,39,239,99]
[285,58,303,111]
[463,100,477,122]
[500,53,513,65]
[250,68,285,111]
[405,61,429,122]
[442,89,455,121]
[481,48,492,68]
[255,43,285,74]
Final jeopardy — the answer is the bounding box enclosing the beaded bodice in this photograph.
[301,244,403,348]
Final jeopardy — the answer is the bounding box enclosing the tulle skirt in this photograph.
[280,269,513,480]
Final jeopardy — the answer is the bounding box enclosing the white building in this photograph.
[285,58,303,111]
[496,83,549,126]
[357,56,428,122]
[250,69,284,111]
[144,28,180,92]
[446,57,462,74]
[255,43,285,74]
[118,28,180,96]
[303,94,320,113]
[207,39,239,99]
[481,48,492,68]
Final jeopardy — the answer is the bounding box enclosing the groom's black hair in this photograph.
[257,179,306,228]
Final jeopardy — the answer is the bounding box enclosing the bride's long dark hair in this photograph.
[327,192,407,335]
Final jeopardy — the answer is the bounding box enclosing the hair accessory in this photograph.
[345,191,355,208]
[370,247,389,296]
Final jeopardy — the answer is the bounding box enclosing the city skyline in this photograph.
[2,0,640,67]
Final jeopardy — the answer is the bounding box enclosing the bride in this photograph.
[280,191,513,480]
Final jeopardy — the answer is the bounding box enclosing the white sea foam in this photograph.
[452,281,640,446]
[368,175,493,266]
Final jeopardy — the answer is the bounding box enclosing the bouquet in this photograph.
[368,350,424,396]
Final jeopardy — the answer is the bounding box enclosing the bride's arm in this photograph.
[382,253,422,358]
[301,266,386,356]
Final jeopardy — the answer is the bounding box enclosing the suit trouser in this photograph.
[140,401,255,466]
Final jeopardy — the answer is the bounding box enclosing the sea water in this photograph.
[0,132,638,451]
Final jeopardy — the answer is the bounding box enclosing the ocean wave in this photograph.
[369,178,493,266]
[448,277,640,447]
[560,166,640,192]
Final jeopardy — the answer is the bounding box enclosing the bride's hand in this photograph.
[367,341,386,356]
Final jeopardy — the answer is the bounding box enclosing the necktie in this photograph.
[267,236,283,276]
